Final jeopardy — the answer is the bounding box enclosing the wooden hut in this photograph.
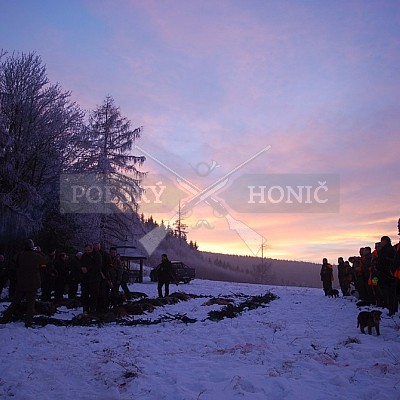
[115,245,147,283]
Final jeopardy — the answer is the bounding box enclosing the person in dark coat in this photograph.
[54,252,70,301]
[80,244,102,313]
[156,253,177,298]
[320,258,333,296]
[0,239,46,328]
[376,235,397,315]
[94,243,111,312]
[120,261,130,295]
[361,247,374,304]
[337,257,348,296]
[109,247,123,307]
[352,248,369,302]
[0,254,8,298]
[68,252,83,299]
[7,255,17,299]
[40,249,57,302]
[394,219,400,309]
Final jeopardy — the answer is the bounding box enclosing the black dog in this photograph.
[357,310,382,336]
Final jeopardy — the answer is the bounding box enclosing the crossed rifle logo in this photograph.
[135,145,271,256]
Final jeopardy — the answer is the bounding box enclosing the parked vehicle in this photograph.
[150,261,195,283]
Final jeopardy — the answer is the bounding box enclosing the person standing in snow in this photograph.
[54,252,70,301]
[0,254,8,298]
[94,242,112,312]
[0,239,46,328]
[109,247,123,307]
[376,235,397,316]
[320,258,333,296]
[155,253,177,298]
[394,219,400,309]
[40,249,57,302]
[337,257,347,296]
[80,244,102,313]
[120,261,131,296]
[68,251,83,299]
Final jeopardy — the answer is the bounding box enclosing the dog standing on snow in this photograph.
[357,310,382,336]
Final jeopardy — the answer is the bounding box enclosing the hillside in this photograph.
[141,240,324,288]
[199,252,323,288]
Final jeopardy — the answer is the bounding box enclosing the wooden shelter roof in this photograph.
[115,246,147,259]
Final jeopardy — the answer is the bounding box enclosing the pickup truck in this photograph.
[150,261,195,284]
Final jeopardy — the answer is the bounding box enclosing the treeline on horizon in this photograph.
[165,249,322,288]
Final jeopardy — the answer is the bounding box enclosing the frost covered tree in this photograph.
[0,51,83,243]
[0,52,147,252]
[74,95,145,246]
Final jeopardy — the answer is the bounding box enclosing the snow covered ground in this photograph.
[0,278,399,400]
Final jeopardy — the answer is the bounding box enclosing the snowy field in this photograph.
[1,278,399,400]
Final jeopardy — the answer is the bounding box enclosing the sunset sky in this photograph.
[1,0,399,263]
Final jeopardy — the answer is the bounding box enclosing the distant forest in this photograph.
[160,247,325,289]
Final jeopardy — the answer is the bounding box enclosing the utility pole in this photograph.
[261,238,267,264]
